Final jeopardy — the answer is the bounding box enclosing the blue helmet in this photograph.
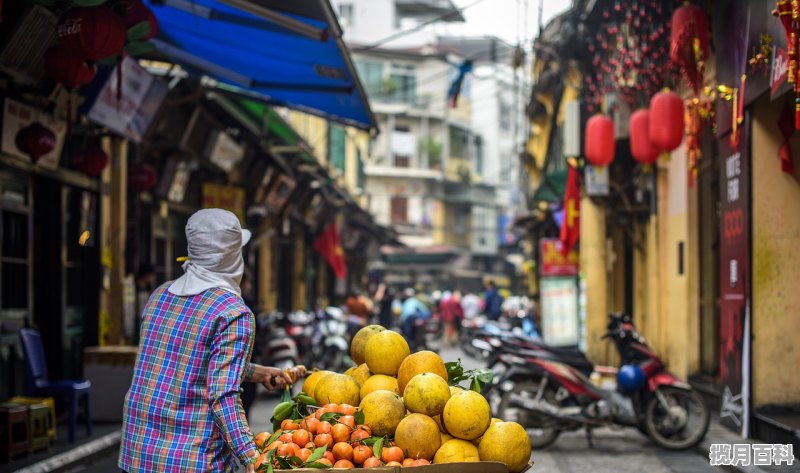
[617,364,646,392]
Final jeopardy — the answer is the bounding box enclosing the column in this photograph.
[580,194,608,365]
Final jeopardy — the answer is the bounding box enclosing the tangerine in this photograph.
[254,452,268,469]
[317,458,333,466]
[254,431,271,449]
[332,442,354,461]
[323,451,336,463]
[340,404,357,415]
[338,415,356,429]
[318,421,333,434]
[353,445,372,464]
[300,417,320,434]
[350,428,369,444]
[385,461,403,466]
[278,432,293,443]
[281,419,300,431]
[314,433,333,449]
[380,446,404,463]
[298,448,313,462]
[363,457,382,467]
[265,440,283,451]
[402,458,416,466]
[292,429,311,447]
[332,423,351,443]
[413,459,431,466]
[305,442,315,449]
[333,459,355,469]
[276,443,294,457]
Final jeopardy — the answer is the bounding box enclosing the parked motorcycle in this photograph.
[255,311,300,379]
[485,313,709,450]
[308,307,350,372]
[286,310,316,366]
[411,314,443,352]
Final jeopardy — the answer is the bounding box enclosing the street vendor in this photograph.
[119,209,302,473]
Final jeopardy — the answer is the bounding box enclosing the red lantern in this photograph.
[629,109,660,165]
[73,146,108,177]
[129,163,157,192]
[44,45,97,89]
[670,3,709,92]
[124,0,159,40]
[58,5,127,61]
[649,91,685,152]
[15,123,56,162]
[584,113,615,167]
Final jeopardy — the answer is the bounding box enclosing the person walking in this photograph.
[460,290,481,320]
[440,290,463,347]
[399,288,429,344]
[119,209,298,473]
[484,280,503,321]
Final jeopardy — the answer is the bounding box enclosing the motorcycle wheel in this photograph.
[494,379,561,449]
[644,386,710,450]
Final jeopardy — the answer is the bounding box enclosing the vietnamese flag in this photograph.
[559,163,580,256]
[314,222,347,279]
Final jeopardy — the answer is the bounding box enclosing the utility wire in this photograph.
[360,0,491,51]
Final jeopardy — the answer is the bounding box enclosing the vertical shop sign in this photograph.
[718,115,751,434]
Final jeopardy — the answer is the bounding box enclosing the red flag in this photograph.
[559,163,580,256]
[314,222,347,279]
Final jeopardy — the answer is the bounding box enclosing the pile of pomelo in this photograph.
[252,324,531,471]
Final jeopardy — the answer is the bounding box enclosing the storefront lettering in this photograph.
[723,208,744,239]
[726,152,741,203]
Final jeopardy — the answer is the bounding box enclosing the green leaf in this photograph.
[266,450,275,473]
[266,430,282,448]
[293,393,316,406]
[72,0,107,6]
[445,360,466,385]
[124,41,156,57]
[470,377,482,393]
[302,462,332,469]
[354,410,365,425]
[475,369,494,384]
[96,55,121,67]
[127,21,152,41]
[276,456,292,469]
[372,436,384,460]
[320,412,341,423]
[281,386,292,403]
[288,456,303,467]
[306,445,327,463]
[266,461,273,473]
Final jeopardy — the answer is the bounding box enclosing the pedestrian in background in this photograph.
[375,283,395,328]
[483,280,503,321]
[440,290,463,347]
[461,290,480,320]
[119,209,298,473]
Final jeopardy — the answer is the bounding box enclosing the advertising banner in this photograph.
[540,238,579,277]
[540,276,579,347]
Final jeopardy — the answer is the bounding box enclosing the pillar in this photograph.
[100,136,127,345]
[580,194,608,365]
[292,228,307,310]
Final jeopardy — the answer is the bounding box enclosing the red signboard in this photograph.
[540,238,579,277]
[718,115,751,433]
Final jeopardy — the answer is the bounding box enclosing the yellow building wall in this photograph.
[580,195,608,365]
[751,96,800,405]
[287,111,329,164]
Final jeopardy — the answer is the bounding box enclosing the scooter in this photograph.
[256,311,300,375]
[308,307,350,372]
[286,310,316,366]
[485,313,709,450]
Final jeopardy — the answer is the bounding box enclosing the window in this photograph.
[394,155,410,168]
[388,64,416,104]
[499,101,512,131]
[328,125,346,172]
[474,135,484,174]
[354,60,384,97]
[390,196,408,224]
[449,126,469,159]
[338,3,353,27]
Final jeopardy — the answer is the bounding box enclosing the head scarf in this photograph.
[168,209,252,297]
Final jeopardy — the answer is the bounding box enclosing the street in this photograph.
[65,346,725,473]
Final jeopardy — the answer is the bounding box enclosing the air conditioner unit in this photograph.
[0,6,57,84]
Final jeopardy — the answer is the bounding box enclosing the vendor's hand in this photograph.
[260,366,293,391]
[246,463,255,473]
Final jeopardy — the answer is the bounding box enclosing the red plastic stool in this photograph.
[0,403,28,462]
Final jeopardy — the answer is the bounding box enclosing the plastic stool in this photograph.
[10,396,56,443]
[26,403,50,452]
[0,403,28,462]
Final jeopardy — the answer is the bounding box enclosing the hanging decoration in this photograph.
[584,113,616,167]
[73,145,109,177]
[581,0,678,112]
[685,96,715,186]
[669,2,710,93]
[778,101,797,174]
[773,1,800,129]
[57,4,127,61]
[15,123,56,163]
[129,163,158,192]
[447,60,473,108]
[649,90,685,153]
[44,45,97,89]
[748,34,773,75]
[629,109,660,165]
[124,0,159,41]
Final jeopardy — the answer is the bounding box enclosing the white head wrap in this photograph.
[168,208,252,297]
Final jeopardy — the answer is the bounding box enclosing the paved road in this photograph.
[69,346,726,472]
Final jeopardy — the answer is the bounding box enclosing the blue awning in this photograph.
[145,0,377,132]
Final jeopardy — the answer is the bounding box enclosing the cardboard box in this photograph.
[282,461,533,473]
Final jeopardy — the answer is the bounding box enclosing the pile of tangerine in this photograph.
[253,403,431,469]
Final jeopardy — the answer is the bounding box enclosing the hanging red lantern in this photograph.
[58,5,127,61]
[44,45,97,89]
[124,0,159,40]
[129,163,158,192]
[669,3,709,92]
[649,90,685,152]
[73,146,108,177]
[629,109,660,164]
[584,113,616,167]
[15,123,56,162]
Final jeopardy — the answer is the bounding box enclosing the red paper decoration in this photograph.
[584,113,616,167]
[44,45,97,89]
[629,109,660,165]
[15,123,56,162]
[125,0,159,40]
[649,90,685,152]
[129,163,158,192]
[669,3,709,92]
[73,146,109,177]
[58,5,127,61]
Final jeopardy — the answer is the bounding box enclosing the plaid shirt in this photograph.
[119,283,259,472]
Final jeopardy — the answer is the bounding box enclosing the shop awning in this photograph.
[145,0,378,132]
[530,169,567,206]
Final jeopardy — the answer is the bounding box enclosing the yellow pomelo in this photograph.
[433,439,480,464]
[344,366,356,377]
[358,390,406,436]
[433,415,449,434]
[302,370,335,402]
[350,325,385,365]
[449,386,463,396]
[440,432,453,444]
[478,421,532,473]
[364,330,409,376]
[360,374,399,398]
[403,372,451,417]
[314,373,360,406]
[396,350,448,393]
[472,418,503,446]
[349,363,372,386]
[443,390,491,440]
[394,413,441,460]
